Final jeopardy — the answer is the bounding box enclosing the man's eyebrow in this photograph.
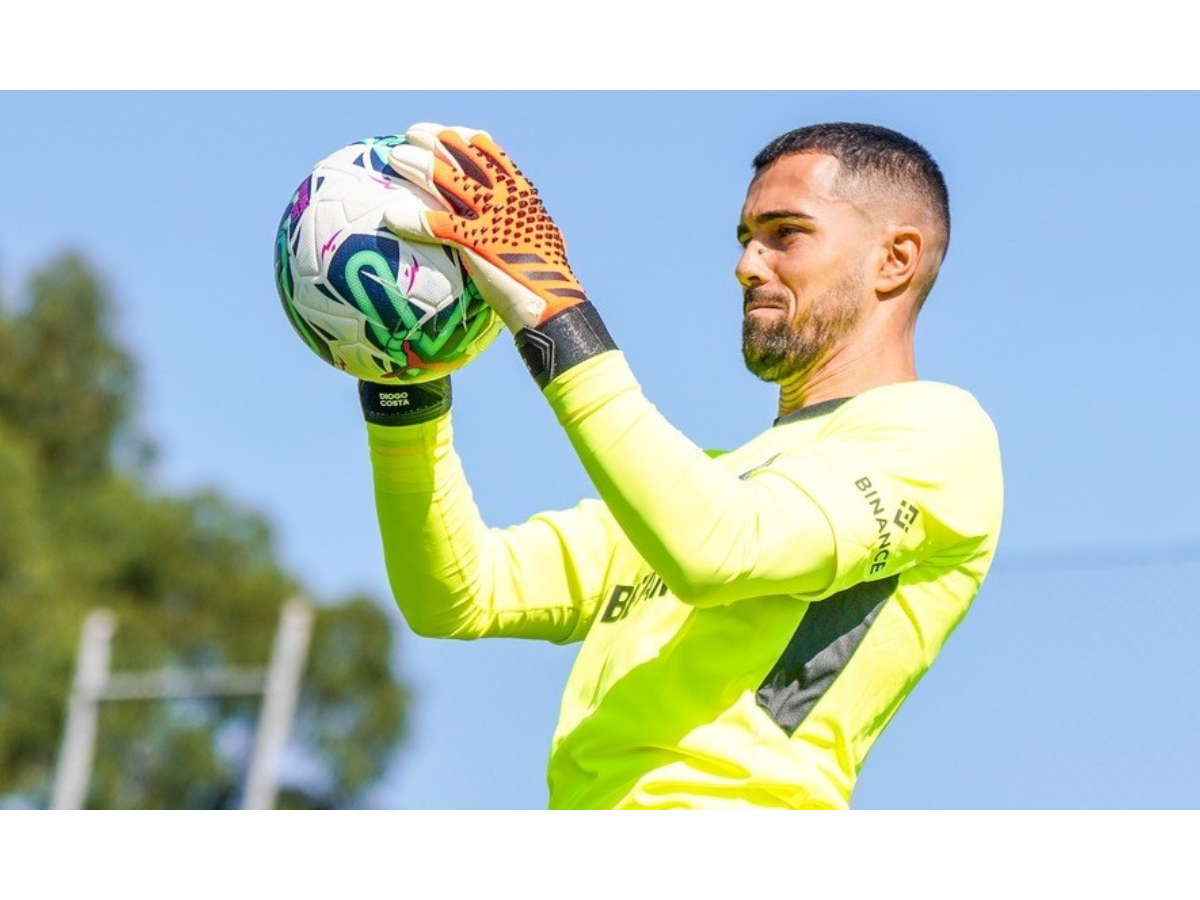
[736,210,817,240]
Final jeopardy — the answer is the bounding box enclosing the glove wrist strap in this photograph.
[514,302,617,389]
[359,378,452,426]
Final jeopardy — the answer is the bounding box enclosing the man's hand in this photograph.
[385,124,588,332]
[385,124,615,387]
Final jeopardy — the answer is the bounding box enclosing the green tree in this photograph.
[0,254,407,808]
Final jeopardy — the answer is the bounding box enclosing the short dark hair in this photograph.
[753,123,951,255]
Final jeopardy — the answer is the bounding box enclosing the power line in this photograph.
[991,541,1200,574]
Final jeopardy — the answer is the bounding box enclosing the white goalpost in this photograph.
[51,597,314,810]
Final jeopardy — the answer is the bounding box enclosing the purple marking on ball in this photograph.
[290,177,312,224]
[405,256,419,295]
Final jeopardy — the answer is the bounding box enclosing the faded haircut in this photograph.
[754,123,951,277]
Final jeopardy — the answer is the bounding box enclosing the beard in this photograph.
[741,274,864,383]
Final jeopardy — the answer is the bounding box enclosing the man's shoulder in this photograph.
[763,381,998,465]
[827,380,995,438]
[802,381,1001,485]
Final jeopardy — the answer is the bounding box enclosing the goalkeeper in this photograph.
[360,122,1003,809]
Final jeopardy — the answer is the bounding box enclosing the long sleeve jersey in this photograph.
[366,350,1003,809]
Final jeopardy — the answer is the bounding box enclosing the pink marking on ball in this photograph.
[320,228,343,261]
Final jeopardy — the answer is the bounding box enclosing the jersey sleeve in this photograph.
[367,412,623,643]
[544,352,837,605]
[757,386,1004,596]
[543,351,1002,606]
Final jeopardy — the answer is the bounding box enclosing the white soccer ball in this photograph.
[273,135,501,384]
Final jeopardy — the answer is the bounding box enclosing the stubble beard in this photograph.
[741,274,864,384]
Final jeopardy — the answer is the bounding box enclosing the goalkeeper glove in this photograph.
[385,124,616,388]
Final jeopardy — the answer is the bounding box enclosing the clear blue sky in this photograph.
[2,92,1197,809]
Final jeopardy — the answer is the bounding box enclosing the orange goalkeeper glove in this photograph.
[384,124,616,387]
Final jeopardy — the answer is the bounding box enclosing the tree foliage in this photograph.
[0,254,407,808]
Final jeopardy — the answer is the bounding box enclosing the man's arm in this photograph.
[544,356,1002,606]
[542,352,840,605]
[366,403,622,642]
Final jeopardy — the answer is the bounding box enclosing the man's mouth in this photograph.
[743,290,787,314]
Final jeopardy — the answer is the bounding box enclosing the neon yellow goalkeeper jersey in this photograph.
[367,352,1003,809]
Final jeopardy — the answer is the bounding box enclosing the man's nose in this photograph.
[735,243,768,289]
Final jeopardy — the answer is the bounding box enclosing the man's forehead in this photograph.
[741,152,846,218]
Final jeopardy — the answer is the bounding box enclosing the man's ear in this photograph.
[875,226,923,297]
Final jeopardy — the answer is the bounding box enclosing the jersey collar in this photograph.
[773,396,853,427]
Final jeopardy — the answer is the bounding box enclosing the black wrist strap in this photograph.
[514,301,617,389]
[359,378,452,426]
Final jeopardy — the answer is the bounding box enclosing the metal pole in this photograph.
[242,598,314,810]
[51,610,116,810]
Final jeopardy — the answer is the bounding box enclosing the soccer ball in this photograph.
[273,135,502,384]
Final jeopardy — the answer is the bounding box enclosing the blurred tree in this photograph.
[0,255,136,480]
[0,254,407,808]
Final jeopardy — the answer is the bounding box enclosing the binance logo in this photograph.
[855,476,920,575]
[600,573,668,623]
[894,500,919,532]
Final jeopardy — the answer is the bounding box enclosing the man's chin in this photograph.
[743,321,802,383]
[743,343,798,383]
[743,359,780,383]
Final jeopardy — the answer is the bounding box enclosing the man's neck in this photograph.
[776,337,917,418]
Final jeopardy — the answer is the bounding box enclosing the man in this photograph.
[359,122,1003,809]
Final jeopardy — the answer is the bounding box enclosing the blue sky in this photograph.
[2,92,1197,809]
